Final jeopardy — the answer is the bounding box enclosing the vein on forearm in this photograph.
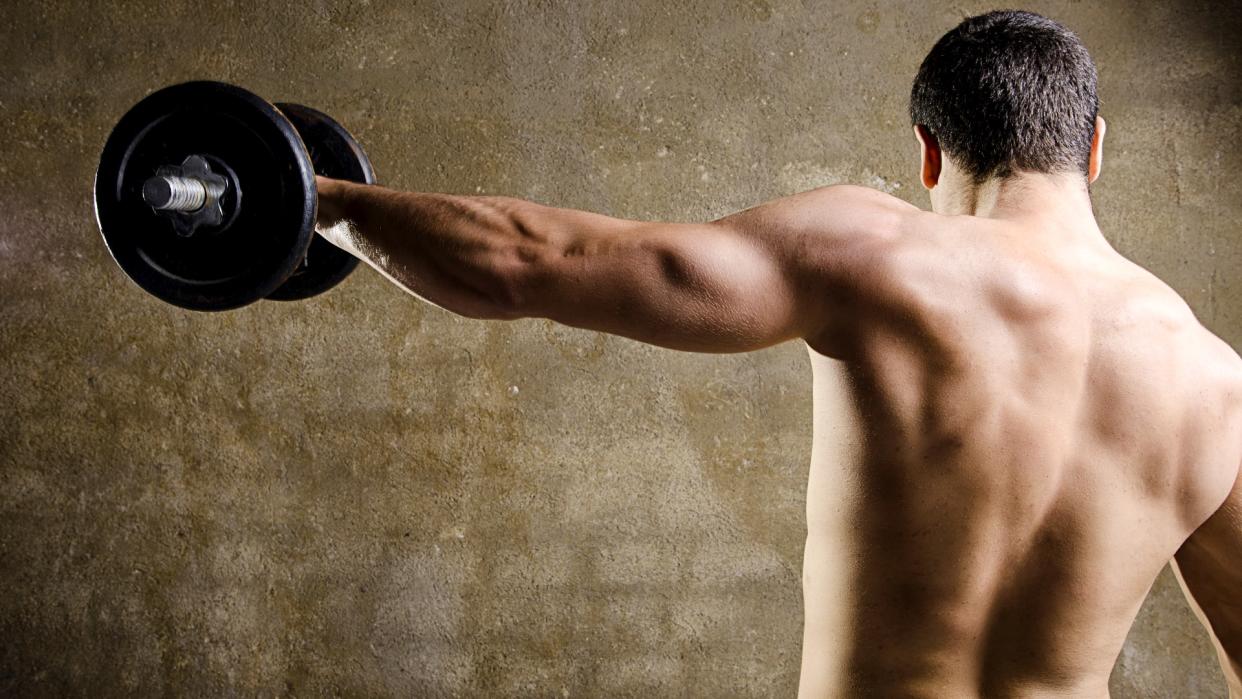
[329,183,545,316]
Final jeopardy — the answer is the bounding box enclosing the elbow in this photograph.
[478,292,525,321]
[435,253,531,321]
[474,245,542,321]
[451,276,524,320]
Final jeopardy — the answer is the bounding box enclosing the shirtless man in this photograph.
[314,10,1242,698]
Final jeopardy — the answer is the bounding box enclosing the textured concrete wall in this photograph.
[1,1,1239,696]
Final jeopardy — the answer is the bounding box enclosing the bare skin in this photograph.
[314,115,1242,697]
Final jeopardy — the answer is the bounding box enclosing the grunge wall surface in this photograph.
[1,1,1239,696]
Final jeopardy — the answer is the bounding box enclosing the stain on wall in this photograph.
[1,1,1239,696]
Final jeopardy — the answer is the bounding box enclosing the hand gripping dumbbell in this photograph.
[94,81,376,311]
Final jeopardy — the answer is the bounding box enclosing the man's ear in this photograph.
[914,124,941,190]
[1087,115,1106,184]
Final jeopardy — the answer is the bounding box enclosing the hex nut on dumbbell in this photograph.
[143,155,228,237]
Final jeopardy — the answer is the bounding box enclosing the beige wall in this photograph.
[1,1,1239,696]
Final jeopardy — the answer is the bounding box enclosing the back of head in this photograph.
[909,10,1099,184]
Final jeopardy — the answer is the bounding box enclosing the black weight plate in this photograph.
[265,103,376,302]
[94,81,316,311]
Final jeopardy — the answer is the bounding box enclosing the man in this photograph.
[315,10,1241,698]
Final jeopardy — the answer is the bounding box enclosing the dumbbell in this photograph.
[93,81,376,311]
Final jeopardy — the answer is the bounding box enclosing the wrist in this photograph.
[315,176,349,227]
[314,176,362,254]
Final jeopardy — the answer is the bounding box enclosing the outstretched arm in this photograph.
[1174,466,1242,697]
[314,177,909,353]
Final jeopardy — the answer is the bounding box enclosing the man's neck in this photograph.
[936,171,1112,249]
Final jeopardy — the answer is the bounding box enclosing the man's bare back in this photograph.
[799,206,1242,697]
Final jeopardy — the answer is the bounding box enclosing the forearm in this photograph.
[315,177,543,318]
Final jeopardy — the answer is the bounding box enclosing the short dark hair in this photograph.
[909,10,1099,183]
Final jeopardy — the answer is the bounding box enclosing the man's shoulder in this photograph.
[759,184,922,240]
[767,185,963,291]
